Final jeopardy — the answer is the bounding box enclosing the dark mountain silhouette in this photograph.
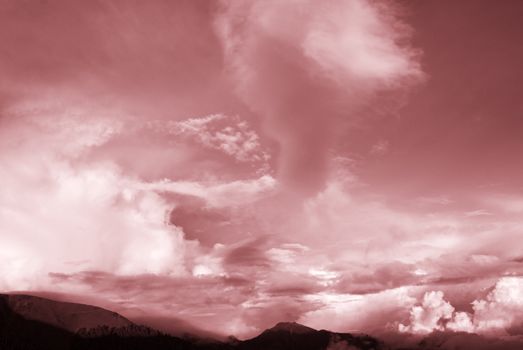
[2,293,522,349]
[0,294,191,350]
[266,321,317,334]
[2,294,132,333]
[0,294,384,350]
[239,321,384,350]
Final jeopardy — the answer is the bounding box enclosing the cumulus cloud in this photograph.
[400,277,523,336]
[446,312,474,333]
[472,277,523,335]
[399,291,455,334]
[0,116,189,289]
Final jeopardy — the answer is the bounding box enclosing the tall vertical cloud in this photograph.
[215,0,423,195]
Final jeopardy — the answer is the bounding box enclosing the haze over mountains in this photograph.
[2,294,523,350]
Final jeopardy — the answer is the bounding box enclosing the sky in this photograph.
[1,0,523,341]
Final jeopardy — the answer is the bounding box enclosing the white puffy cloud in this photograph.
[399,291,455,334]
[0,113,186,290]
[0,157,188,289]
[400,277,523,335]
[446,312,474,333]
[472,277,523,335]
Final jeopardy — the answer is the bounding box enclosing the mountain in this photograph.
[0,294,385,350]
[239,321,385,350]
[266,321,317,334]
[1,294,132,333]
[1,295,76,350]
[0,293,191,350]
[5,293,521,350]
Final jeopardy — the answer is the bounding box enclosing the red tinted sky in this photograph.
[1,0,523,340]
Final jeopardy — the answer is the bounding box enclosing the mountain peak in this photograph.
[268,321,316,334]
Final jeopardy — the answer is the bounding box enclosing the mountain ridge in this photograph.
[2,293,523,349]
[0,293,384,349]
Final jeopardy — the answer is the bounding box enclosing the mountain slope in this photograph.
[0,294,132,333]
[1,295,79,350]
[0,294,194,350]
[6,294,520,349]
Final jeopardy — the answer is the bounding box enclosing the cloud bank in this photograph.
[1,0,522,341]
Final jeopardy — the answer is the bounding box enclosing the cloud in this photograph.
[214,0,423,195]
[485,195,523,214]
[3,0,523,342]
[300,286,416,334]
[298,180,465,265]
[335,261,419,295]
[142,175,277,208]
[447,312,474,333]
[415,196,454,206]
[170,114,270,164]
[472,277,523,335]
[0,108,273,290]
[370,140,390,155]
[0,142,188,290]
[464,209,493,217]
[399,291,455,334]
[4,104,522,338]
[399,277,523,336]
[144,114,270,172]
